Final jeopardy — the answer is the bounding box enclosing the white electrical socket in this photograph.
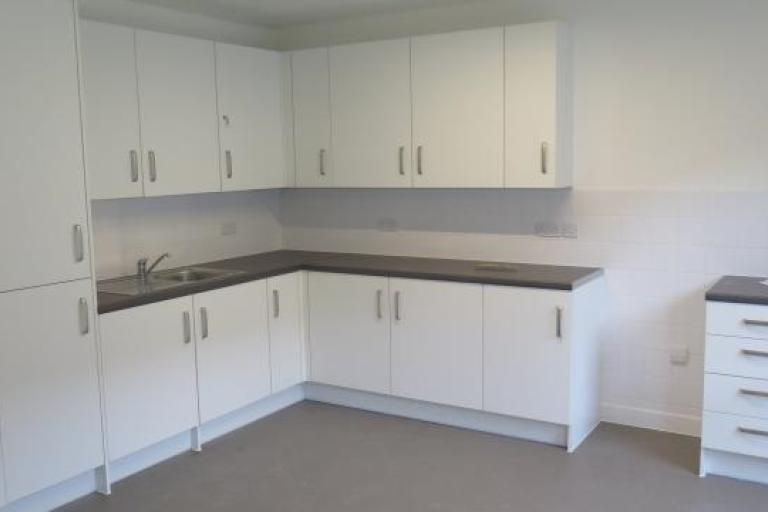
[670,346,690,366]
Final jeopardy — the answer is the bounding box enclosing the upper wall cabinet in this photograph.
[81,21,144,200]
[329,39,412,187]
[505,22,572,188]
[0,0,91,292]
[411,28,505,188]
[136,30,221,196]
[216,44,291,191]
[292,48,333,187]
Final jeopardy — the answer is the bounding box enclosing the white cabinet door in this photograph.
[390,278,483,409]
[330,39,412,187]
[292,48,333,187]
[100,297,198,460]
[308,272,390,394]
[81,21,144,199]
[216,43,288,191]
[0,0,91,292]
[484,286,571,424]
[505,22,571,188]
[136,30,220,196]
[0,280,103,502]
[411,28,504,188]
[268,272,305,392]
[195,281,272,423]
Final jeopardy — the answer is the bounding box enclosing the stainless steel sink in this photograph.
[154,267,239,283]
[98,267,244,296]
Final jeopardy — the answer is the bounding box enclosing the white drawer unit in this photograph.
[702,290,768,484]
[705,335,768,380]
[707,301,768,340]
[704,374,768,420]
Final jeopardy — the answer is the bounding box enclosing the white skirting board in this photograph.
[700,449,768,486]
[602,402,701,438]
[304,383,569,448]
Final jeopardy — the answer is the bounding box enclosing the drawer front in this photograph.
[705,374,768,419]
[707,301,768,340]
[706,335,768,379]
[702,411,768,459]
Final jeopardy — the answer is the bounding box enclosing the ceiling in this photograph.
[126,0,486,28]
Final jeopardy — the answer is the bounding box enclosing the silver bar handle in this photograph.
[273,289,280,318]
[742,349,768,358]
[556,307,563,339]
[376,289,383,319]
[541,142,549,175]
[78,297,90,336]
[129,150,139,183]
[200,307,209,339]
[744,319,768,327]
[148,150,157,182]
[416,146,423,175]
[739,389,768,399]
[73,224,85,263]
[394,291,401,321]
[183,311,191,344]
[398,146,405,176]
[225,150,233,179]
[738,427,768,438]
[319,149,326,176]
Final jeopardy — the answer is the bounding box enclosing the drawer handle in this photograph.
[742,349,768,358]
[740,389,768,399]
[744,319,768,327]
[738,427,768,438]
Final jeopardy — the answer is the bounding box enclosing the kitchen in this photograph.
[2,0,768,511]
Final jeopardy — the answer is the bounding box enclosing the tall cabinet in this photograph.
[0,0,104,505]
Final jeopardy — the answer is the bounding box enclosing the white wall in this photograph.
[92,190,283,279]
[78,0,277,47]
[278,0,768,436]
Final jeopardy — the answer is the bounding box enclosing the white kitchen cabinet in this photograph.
[195,280,272,423]
[308,272,391,394]
[216,44,289,191]
[81,21,144,200]
[268,272,306,392]
[505,22,571,188]
[0,280,103,503]
[483,286,571,424]
[292,48,333,187]
[329,39,412,187]
[411,28,504,188]
[100,297,199,460]
[136,30,220,196]
[0,0,91,292]
[390,278,483,409]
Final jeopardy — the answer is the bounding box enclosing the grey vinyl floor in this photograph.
[59,401,768,512]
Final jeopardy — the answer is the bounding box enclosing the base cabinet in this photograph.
[0,280,103,503]
[483,286,570,424]
[100,297,198,460]
[268,273,305,392]
[390,278,484,409]
[308,273,391,394]
[194,280,272,423]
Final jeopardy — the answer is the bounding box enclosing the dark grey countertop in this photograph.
[97,250,604,314]
[706,275,768,306]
